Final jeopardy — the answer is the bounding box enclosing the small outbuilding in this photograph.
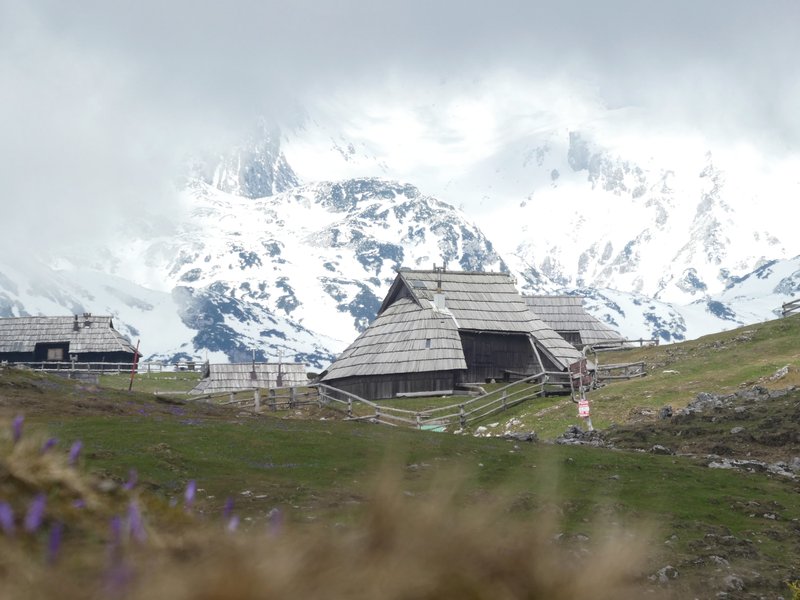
[189,362,307,395]
[0,314,139,364]
[320,269,584,400]
[523,296,626,350]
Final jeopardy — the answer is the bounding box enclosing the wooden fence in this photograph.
[316,371,559,431]
[6,361,195,374]
[594,361,646,382]
[188,386,319,412]
[783,299,800,318]
[591,338,659,352]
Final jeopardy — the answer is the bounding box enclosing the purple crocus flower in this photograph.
[12,415,24,445]
[72,499,86,509]
[41,438,58,454]
[47,522,63,565]
[0,502,15,535]
[184,480,196,508]
[222,497,235,519]
[123,469,138,491]
[267,507,284,537]
[24,494,46,533]
[226,515,240,533]
[127,502,146,543]
[68,440,83,466]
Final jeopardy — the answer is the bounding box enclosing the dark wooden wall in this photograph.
[325,370,461,401]
[459,332,540,383]
[0,351,136,364]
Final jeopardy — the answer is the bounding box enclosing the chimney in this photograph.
[73,315,80,332]
[83,313,92,328]
[433,292,446,310]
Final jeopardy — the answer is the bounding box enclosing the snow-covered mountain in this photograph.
[2,119,798,366]
[0,170,505,367]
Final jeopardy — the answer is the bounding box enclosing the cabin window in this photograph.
[47,348,64,361]
[425,338,431,349]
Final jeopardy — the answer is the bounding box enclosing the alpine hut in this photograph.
[320,269,584,400]
[0,314,139,364]
[189,362,307,395]
[523,296,625,350]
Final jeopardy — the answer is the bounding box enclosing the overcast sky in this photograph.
[2,0,799,251]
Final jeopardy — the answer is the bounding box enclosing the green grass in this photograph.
[99,371,202,394]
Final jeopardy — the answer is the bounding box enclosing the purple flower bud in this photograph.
[123,469,138,491]
[127,502,146,543]
[24,494,46,533]
[12,415,24,444]
[106,515,123,560]
[68,440,83,466]
[0,502,15,535]
[47,522,63,565]
[222,497,235,519]
[226,515,240,533]
[267,507,283,537]
[72,499,86,509]
[184,480,196,508]
[41,438,58,454]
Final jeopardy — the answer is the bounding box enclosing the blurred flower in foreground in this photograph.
[184,480,196,508]
[123,469,138,491]
[41,437,58,454]
[68,441,83,466]
[127,502,147,543]
[0,502,15,535]
[25,494,46,533]
[12,415,24,445]
[47,522,63,565]
[223,497,234,519]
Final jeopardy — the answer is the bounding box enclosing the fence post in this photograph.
[502,390,507,410]
[416,412,422,429]
[269,389,277,411]
[459,404,466,429]
[375,405,381,422]
[347,398,353,418]
[290,387,296,409]
[254,388,261,412]
[229,392,235,404]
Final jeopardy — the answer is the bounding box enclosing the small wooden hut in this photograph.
[321,269,583,400]
[523,296,625,350]
[189,362,307,394]
[0,314,139,364]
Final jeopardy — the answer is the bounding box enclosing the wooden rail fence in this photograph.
[594,361,646,382]
[187,386,319,412]
[315,371,559,431]
[783,299,800,318]
[5,361,198,374]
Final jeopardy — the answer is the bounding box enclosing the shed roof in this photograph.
[523,296,625,348]
[190,362,307,394]
[0,315,138,355]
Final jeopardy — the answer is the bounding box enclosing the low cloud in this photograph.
[2,0,798,254]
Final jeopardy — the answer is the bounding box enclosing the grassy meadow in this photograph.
[0,314,799,598]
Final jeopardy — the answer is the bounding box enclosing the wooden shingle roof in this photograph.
[190,363,307,394]
[523,296,624,348]
[324,270,583,381]
[321,297,467,380]
[0,315,138,355]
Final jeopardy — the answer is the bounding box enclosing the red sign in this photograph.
[578,398,590,418]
